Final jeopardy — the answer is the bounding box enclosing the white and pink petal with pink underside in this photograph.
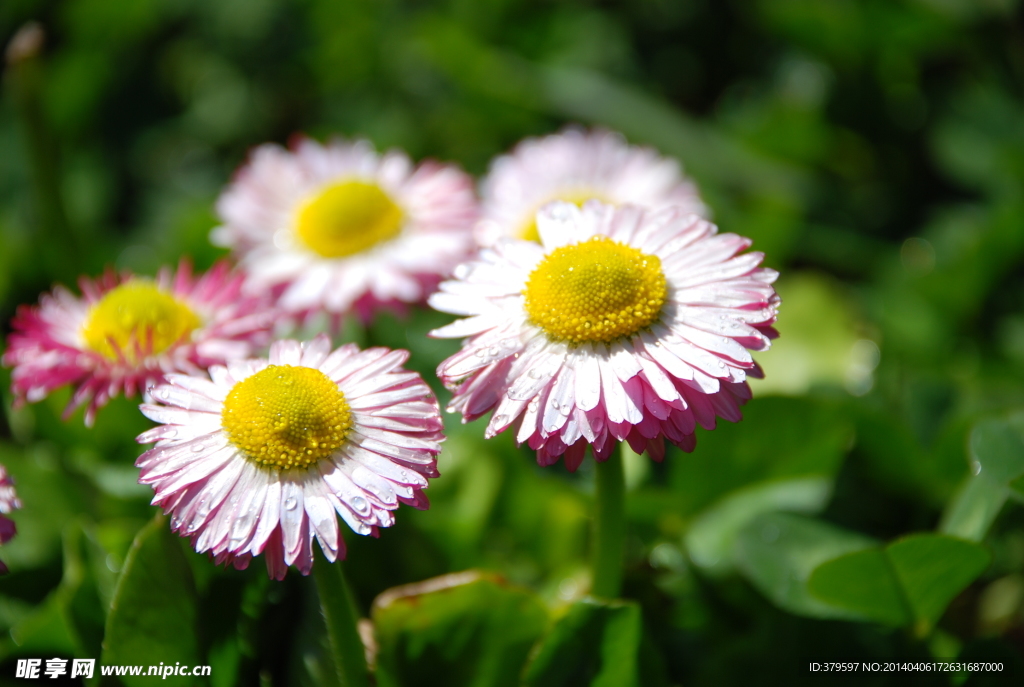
[431,202,779,470]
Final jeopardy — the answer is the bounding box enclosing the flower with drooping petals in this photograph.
[431,201,779,471]
[212,137,479,323]
[135,335,443,580]
[0,465,21,574]
[3,261,274,425]
[476,128,707,246]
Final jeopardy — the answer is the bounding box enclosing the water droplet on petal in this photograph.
[488,346,500,356]
[528,369,541,379]
[475,349,486,357]
[284,496,298,511]
[399,470,409,481]
[971,460,982,476]
[492,414,507,427]
[351,496,367,511]
[191,443,205,453]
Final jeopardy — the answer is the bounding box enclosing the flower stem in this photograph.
[313,550,371,687]
[591,445,626,598]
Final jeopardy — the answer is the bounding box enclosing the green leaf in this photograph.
[522,598,667,687]
[373,572,548,687]
[969,418,1024,484]
[669,396,852,519]
[734,513,876,619]
[941,418,1024,541]
[807,534,990,632]
[807,550,911,626]
[101,515,200,686]
[886,535,990,629]
[685,476,832,576]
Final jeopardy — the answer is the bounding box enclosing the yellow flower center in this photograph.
[520,191,607,242]
[81,282,201,363]
[523,236,667,345]
[221,365,353,471]
[296,180,404,258]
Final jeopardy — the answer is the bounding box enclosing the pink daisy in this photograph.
[476,128,707,246]
[0,464,21,574]
[2,261,274,425]
[431,202,779,471]
[135,335,443,580]
[212,137,479,323]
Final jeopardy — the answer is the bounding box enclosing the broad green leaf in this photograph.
[373,572,548,687]
[669,397,852,519]
[808,534,990,632]
[101,515,200,686]
[941,474,1007,542]
[734,513,876,619]
[886,535,990,630]
[523,598,667,687]
[942,418,1024,541]
[969,419,1024,484]
[807,550,911,626]
[685,476,832,575]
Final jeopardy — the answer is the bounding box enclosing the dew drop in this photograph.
[351,496,367,511]
[284,496,298,511]
[528,369,541,379]
[492,414,507,427]
[164,428,177,439]
[488,346,500,356]
[971,460,982,476]
[475,349,486,357]
[191,443,205,453]
[399,470,409,481]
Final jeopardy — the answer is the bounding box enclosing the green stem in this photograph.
[313,550,371,687]
[591,445,626,598]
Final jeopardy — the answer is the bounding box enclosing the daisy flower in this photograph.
[135,335,443,580]
[0,464,21,574]
[212,137,479,323]
[431,202,779,471]
[476,128,707,246]
[2,261,273,425]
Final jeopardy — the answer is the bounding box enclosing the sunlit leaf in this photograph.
[523,597,667,687]
[808,534,990,632]
[685,476,832,575]
[101,515,200,686]
[734,513,875,619]
[374,572,548,687]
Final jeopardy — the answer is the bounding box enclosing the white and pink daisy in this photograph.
[431,202,779,471]
[476,128,707,246]
[135,335,443,580]
[212,137,479,323]
[2,261,274,425]
[0,464,21,574]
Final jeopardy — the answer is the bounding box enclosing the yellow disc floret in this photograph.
[296,180,404,258]
[523,236,667,345]
[82,281,201,363]
[222,365,353,471]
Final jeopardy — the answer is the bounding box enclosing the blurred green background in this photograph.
[2,0,1024,685]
